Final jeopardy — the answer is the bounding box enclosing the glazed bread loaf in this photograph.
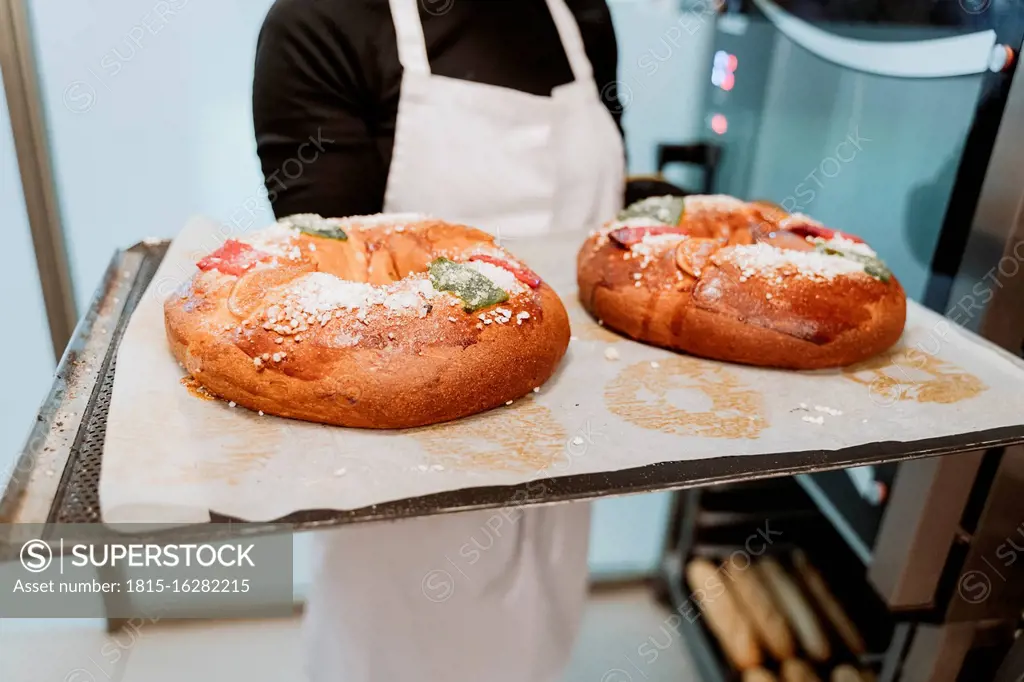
[782,659,823,682]
[577,195,906,369]
[686,557,763,670]
[165,214,570,428]
[744,669,780,682]
[729,562,797,660]
[831,664,866,682]
[758,558,831,663]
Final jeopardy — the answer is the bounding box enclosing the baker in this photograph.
[252,1,625,680]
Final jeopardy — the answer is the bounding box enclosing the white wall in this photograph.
[611,0,716,188]
[28,0,276,311]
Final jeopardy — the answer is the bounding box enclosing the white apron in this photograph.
[303,0,625,679]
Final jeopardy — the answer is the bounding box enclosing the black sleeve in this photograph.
[252,0,388,219]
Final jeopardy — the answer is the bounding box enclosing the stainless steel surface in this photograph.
[0,0,78,359]
[868,451,984,610]
[994,630,1024,682]
[948,58,1024,351]
[900,623,976,682]
[0,247,141,533]
[948,444,1024,623]
[878,622,914,682]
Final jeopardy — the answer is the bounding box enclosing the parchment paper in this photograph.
[100,217,1024,526]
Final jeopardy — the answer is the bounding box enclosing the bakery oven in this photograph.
[656,1,1024,680]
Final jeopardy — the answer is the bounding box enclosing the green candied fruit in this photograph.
[814,244,892,283]
[428,258,509,312]
[863,261,892,283]
[616,195,685,225]
[280,214,348,240]
[300,225,347,240]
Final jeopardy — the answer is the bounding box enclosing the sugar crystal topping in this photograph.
[683,195,747,213]
[718,242,866,279]
[272,272,448,331]
[465,260,526,294]
[779,213,822,229]
[278,214,345,232]
[240,223,299,259]
[629,232,688,266]
[607,216,668,231]
[819,234,877,258]
[335,213,428,228]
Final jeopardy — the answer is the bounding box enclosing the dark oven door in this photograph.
[698,0,1024,569]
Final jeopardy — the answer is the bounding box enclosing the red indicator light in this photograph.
[711,114,728,135]
[727,54,738,71]
[722,73,735,91]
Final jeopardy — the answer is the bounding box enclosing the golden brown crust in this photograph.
[729,564,797,660]
[781,659,822,682]
[744,669,780,682]
[758,558,831,663]
[830,665,865,682]
[577,197,907,369]
[686,558,763,670]
[165,217,569,429]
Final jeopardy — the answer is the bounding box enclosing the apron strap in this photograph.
[388,0,595,82]
[543,0,595,83]
[388,0,431,75]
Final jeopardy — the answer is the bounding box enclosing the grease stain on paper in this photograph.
[843,346,987,404]
[166,410,292,485]
[605,356,767,439]
[411,399,567,473]
[180,375,216,401]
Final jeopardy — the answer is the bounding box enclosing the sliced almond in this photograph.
[675,238,720,278]
[728,227,755,246]
[425,222,494,251]
[387,230,435,276]
[307,232,368,281]
[758,230,816,252]
[367,244,400,285]
[751,200,789,222]
[227,261,315,318]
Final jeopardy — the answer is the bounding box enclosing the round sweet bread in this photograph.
[165,214,570,428]
[577,195,906,369]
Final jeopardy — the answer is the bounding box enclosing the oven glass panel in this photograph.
[701,0,1020,554]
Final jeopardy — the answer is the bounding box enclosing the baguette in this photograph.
[758,558,831,662]
[686,558,762,670]
[782,659,822,682]
[793,551,866,655]
[729,561,797,659]
[831,664,865,682]
[744,668,780,682]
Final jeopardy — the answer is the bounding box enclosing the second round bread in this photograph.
[729,561,797,660]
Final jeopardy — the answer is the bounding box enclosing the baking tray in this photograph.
[2,240,1024,544]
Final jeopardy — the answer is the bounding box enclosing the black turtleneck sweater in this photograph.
[252,0,622,219]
